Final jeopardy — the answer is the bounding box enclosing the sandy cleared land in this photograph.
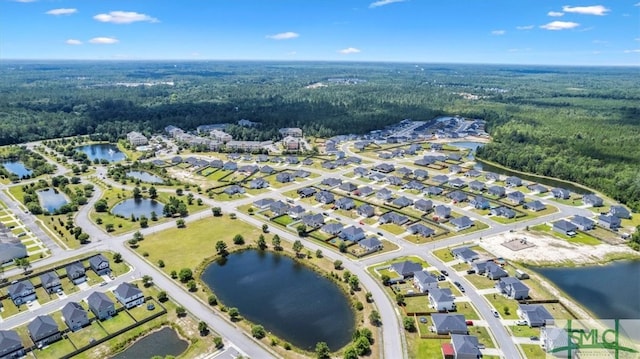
[478,231,638,265]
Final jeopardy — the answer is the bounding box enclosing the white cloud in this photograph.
[562,5,609,16]
[338,47,361,54]
[14,0,37,3]
[94,11,158,24]
[65,39,82,45]
[46,8,77,16]
[266,32,299,40]
[548,11,564,17]
[516,25,534,30]
[491,30,506,35]
[89,37,119,44]
[635,38,640,41]
[635,2,640,6]
[369,0,405,8]
[540,21,580,30]
[624,49,640,53]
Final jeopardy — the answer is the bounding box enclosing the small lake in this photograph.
[111,327,188,359]
[2,161,32,178]
[111,198,164,219]
[126,171,164,184]
[77,144,126,162]
[37,188,69,212]
[450,141,485,152]
[532,261,640,319]
[202,250,355,351]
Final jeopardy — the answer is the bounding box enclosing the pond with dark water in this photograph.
[111,198,164,219]
[77,144,126,162]
[37,188,69,212]
[201,250,355,351]
[111,327,188,359]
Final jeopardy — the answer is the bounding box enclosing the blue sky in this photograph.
[1,0,639,65]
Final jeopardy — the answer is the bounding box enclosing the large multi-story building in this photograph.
[126,131,148,146]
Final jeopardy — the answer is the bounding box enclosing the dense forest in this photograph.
[1,61,639,210]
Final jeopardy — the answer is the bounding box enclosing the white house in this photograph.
[114,282,145,309]
[429,287,456,311]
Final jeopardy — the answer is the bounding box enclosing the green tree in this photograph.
[94,199,108,212]
[157,291,168,302]
[142,275,153,287]
[187,279,197,292]
[339,241,347,253]
[208,295,218,306]
[251,325,266,339]
[139,215,148,228]
[216,240,228,256]
[365,292,373,303]
[349,275,360,291]
[396,293,405,306]
[157,259,165,268]
[113,252,122,263]
[369,310,381,326]
[403,317,416,332]
[213,336,224,349]
[293,240,303,257]
[262,224,269,233]
[233,234,245,245]
[133,186,142,199]
[176,306,186,317]
[343,346,358,359]
[133,231,144,242]
[212,207,222,216]
[315,249,323,258]
[228,307,240,320]
[148,186,157,199]
[256,234,267,250]
[272,234,282,250]
[198,321,208,335]
[176,218,186,228]
[178,268,193,283]
[333,260,342,270]
[315,342,330,359]
[296,224,307,236]
[381,274,390,285]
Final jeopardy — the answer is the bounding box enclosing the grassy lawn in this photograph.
[404,296,432,314]
[509,325,541,338]
[453,301,480,320]
[543,303,576,320]
[99,312,136,334]
[490,214,531,224]
[407,335,448,359]
[526,205,559,217]
[67,321,109,347]
[35,286,55,304]
[454,220,489,235]
[0,298,20,318]
[531,224,600,245]
[521,344,546,359]
[484,294,520,319]
[34,337,77,359]
[464,274,497,290]
[378,223,407,235]
[272,214,294,226]
[126,301,158,321]
[439,281,462,297]
[432,247,455,262]
[467,326,496,348]
[452,262,470,271]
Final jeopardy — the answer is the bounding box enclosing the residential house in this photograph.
[87,291,116,320]
[339,226,366,242]
[89,254,111,276]
[448,153,462,161]
[425,186,444,196]
[238,165,258,175]
[414,169,429,180]
[385,176,403,186]
[356,186,374,197]
[451,334,482,359]
[448,178,466,188]
[431,314,468,335]
[403,180,425,191]
[414,199,433,212]
[450,216,474,231]
[339,182,358,193]
[553,220,578,236]
[223,185,245,195]
[28,315,61,348]
[468,180,485,192]
[471,195,490,210]
[275,172,294,184]
[379,212,409,225]
[315,191,335,204]
[471,261,489,275]
[373,163,395,173]
[598,214,621,230]
[269,201,290,216]
[222,161,237,171]
[249,178,269,189]
[376,188,394,202]
[358,237,383,253]
[297,187,316,198]
[357,204,375,218]
[288,205,306,219]
[541,327,577,357]
[413,271,438,293]
[8,280,36,305]
[256,155,269,163]
[451,247,479,263]
[209,159,223,168]
[551,188,571,200]
[353,167,369,177]
[429,288,456,312]
[294,169,310,178]
[491,206,516,219]
[126,131,148,146]
[65,262,86,285]
[62,302,89,331]
[322,161,338,170]
[0,330,24,359]
[507,191,526,205]
[582,194,603,207]
[430,143,443,151]
[485,172,500,181]
[434,205,451,219]
[465,169,481,178]
[210,129,232,143]
[253,198,275,209]
[485,262,508,280]
[114,282,145,309]
[527,183,548,194]
[321,177,342,187]
[610,205,631,219]
[505,176,522,187]
[390,261,423,278]
[279,127,303,138]
[524,200,546,212]
[302,214,324,228]
[260,165,275,175]
[397,167,413,178]
[497,277,530,299]
[432,175,449,185]
[517,304,554,327]
[321,223,343,236]
[408,223,435,237]
[448,191,468,203]
[570,215,595,231]
[40,271,61,294]
[392,196,413,208]
[0,235,27,264]
[487,185,506,197]
[283,136,300,151]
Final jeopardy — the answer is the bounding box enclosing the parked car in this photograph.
[465,320,474,326]
[530,336,539,341]
[459,286,465,293]
[454,281,461,288]
[492,310,500,318]
[377,232,384,236]
[437,275,446,281]
[516,320,528,326]
[441,270,449,276]
[466,269,476,274]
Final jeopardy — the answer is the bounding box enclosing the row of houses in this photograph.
[0,223,27,264]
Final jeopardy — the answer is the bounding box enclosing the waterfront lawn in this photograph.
[521,344,546,359]
[509,325,540,338]
[543,303,576,320]
[464,274,497,290]
[99,312,137,334]
[35,337,76,359]
[453,302,480,320]
[67,321,109,348]
[484,294,520,319]
[468,326,495,348]
[432,247,455,262]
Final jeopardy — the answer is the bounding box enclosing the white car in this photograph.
[516,320,528,326]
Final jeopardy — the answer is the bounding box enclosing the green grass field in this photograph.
[467,326,496,348]
[521,344,546,359]
[509,325,540,338]
[484,294,520,319]
[432,247,455,262]
[464,274,497,290]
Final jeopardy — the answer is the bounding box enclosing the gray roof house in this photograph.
[485,262,509,280]
[610,205,631,219]
[89,254,111,276]
[315,191,335,204]
[373,163,395,173]
[40,271,62,294]
[379,212,409,225]
[403,180,425,191]
[408,223,435,237]
[294,169,310,178]
[451,247,479,263]
[552,188,571,199]
[335,197,356,210]
[392,196,413,208]
[429,287,456,312]
[487,185,506,197]
[260,165,275,174]
[414,169,429,180]
[414,199,433,212]
[424,186,444,196]
[390,260,423,278]
[505,176,522,187]
[542,327,578,357]
[507,191,526,205]
[412,271,438,293]
[570,215,595,231]
[297,187,317,198]
[339,226,366,242]
[517,304,554,327]
[497,277,530,299]
[321,177,342,187]
[431,314,468,335]
[28,315,61,348]
[451,334,482,359]
[524,200,546,212]
[582,194,603,207]
[434,205,451,219]
[269,201,291,216]
[87,291,116,320]
[472,261,489,275]
[527,183,548,194]
[8,280,36,305]
[275,172,294,183]
[253,198,275,209]
[321,223,344,235]
[553,220,578,236]
[339,182,358,192]
[450,216,474,231]
[223,185,245,195]
[358,237,383,252]
[357,204,375,218]
[447,190,468,203]
[353,167,369,177]
[485,172,500,181]
[114,282,145,309]
[465,169,482,178]
[0,330,24,359]
[490,206,516,219]
[288,205,306,219]
[448,178,467,188]
[302,213,324,228]
[356,186,374,197]
[468,180,485,192]
[385,176,403,186]
[598,214,621,230]
[62,302,89,331]
[376,188,393,201]
[0,238,27,265]
[432,175,449,185]
[471,195,490,210]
